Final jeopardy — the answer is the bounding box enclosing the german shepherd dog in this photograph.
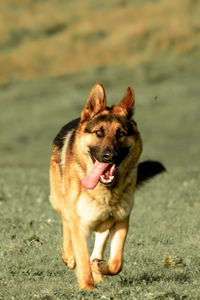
[49,83,164,290]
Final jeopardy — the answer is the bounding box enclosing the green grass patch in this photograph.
[1,67,200,298]
[0,166,199,299]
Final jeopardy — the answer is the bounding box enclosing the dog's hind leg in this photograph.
[62,218,76,270]
[90,230,109,261]
[90,230,109,283]
[49,150,63,214]
[91,217,129,276]
[50,155,76,270]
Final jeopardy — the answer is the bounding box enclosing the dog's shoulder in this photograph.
[53,117,80,150]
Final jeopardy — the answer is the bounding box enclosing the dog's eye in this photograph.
[117,131,126,139]
[120,132,125,137]
[95,129,104,138]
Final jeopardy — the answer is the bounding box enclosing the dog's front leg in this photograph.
[92,217,129,276]
[70,220,94,290]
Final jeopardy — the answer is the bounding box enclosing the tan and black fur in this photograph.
[49,83,149,290]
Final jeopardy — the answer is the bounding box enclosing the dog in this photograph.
[49,82,163,290]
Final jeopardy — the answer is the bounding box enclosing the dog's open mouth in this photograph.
[81,160,116,190]
[100,164,116,185]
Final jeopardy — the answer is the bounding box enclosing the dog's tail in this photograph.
[137,160,166,187]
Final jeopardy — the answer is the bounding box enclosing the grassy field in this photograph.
[1,69,200,299]
[1,0,200,299]
[0,0,200,84]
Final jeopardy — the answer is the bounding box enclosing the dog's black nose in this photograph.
[103,150,113,162]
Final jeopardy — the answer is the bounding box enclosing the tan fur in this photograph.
[49,83,142,290]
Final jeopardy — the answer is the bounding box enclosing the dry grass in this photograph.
[0,0,200,84]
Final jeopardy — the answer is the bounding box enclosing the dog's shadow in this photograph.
[137,160,166,187]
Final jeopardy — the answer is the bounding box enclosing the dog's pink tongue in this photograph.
[81,161,109,190]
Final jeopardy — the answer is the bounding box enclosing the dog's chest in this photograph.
[77,189,133,230]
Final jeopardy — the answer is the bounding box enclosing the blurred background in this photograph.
[0,0,200,169]
[0,0,200,84]
[0,0,200,83]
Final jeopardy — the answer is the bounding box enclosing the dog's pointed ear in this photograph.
[118,87,135,118]
[81,82,106,121]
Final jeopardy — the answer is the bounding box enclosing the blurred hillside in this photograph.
[0,0,200,84]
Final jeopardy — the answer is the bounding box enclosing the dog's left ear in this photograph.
[112,87,135,119]
[81,82,106,121]
[118,87,135,119]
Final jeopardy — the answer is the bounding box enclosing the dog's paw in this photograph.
[92,259,108,273]
[78,279,94,291]
[62,252,76,269]
[91,259,105,283]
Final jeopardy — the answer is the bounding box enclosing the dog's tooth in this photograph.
[110,165,115,175]
[100,173,115,184]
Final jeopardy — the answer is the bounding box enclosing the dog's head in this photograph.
[77,82,142,190]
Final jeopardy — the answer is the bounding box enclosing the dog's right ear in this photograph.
[81,82,106,121]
